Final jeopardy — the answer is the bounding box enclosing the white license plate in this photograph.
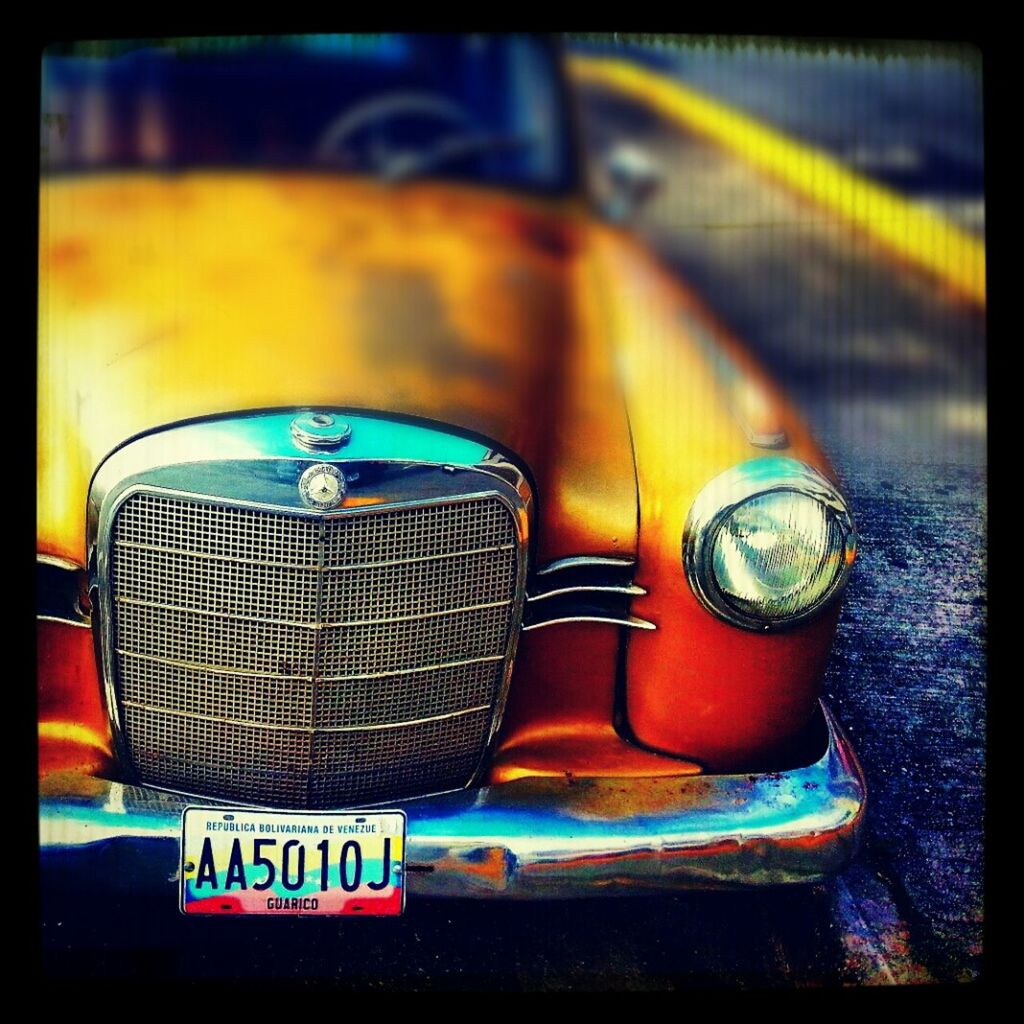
[180,807,406,916]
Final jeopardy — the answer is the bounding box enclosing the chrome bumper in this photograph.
[39,701,865,897]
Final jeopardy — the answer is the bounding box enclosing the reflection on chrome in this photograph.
[41,701,864,893]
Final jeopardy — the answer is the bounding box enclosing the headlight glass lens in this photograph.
[710,490,843,621]
[684,458,856,629]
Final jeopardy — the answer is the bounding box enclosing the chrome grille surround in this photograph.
[88,411,531,809]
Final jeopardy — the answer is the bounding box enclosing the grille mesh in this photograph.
[108,491,520,808]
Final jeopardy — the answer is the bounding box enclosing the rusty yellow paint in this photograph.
[37,174,637,563]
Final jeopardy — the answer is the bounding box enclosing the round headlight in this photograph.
[683,458,856,630]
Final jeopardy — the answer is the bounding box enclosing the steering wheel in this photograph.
[314,91,480,170]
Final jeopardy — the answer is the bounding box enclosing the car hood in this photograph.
[38,173,638,563]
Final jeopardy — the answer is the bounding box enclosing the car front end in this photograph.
[38,34,865,916]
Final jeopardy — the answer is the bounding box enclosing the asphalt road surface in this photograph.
[39,77,986,989]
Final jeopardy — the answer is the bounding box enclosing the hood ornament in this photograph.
[299,463,347,510]
[290,412,352,453]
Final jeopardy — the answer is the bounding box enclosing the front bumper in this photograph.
[40,701,865,898]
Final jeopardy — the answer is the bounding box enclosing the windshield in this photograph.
[41,34,580,195]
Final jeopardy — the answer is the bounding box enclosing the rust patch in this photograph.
[49,238,88,266]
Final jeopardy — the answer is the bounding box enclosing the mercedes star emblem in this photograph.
[298,463,347,510]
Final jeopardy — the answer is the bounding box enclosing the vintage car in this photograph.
[38,34,864,915]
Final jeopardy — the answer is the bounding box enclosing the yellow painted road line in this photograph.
[570,54,986,307]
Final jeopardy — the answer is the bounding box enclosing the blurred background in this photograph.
[40,33,985,988]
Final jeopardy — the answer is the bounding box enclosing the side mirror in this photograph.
[600,143,662,224]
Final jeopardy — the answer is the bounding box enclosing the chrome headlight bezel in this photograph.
[683,458,857,631]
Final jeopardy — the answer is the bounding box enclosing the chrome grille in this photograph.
[108,491,521,808]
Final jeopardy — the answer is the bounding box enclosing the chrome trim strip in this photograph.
[523,614,655,632]
[120,699,492,734]
[683,457,857,632]
[38,553,87,572]
[112,537,516,572]
[115,645,506,683]
[527,584,645,602]
[37,555,91,627]
[313,512,326,683]
[37,615,92,630]
[535,555,636,575]
[526,553,648,618]
[522,552,654,631]
[87,409,533,798]
[113,594,513,630]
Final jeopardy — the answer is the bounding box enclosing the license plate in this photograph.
[180,807,406,916]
